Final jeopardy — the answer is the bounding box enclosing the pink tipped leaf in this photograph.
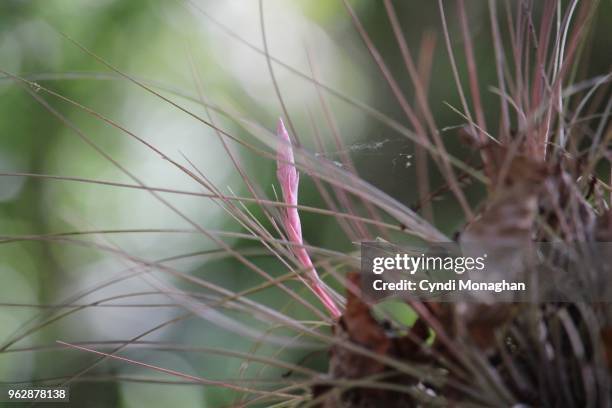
[276,118,341,319]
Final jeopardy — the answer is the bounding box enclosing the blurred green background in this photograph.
[0,0,610,406]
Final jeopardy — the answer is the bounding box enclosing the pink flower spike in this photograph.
[276,118,341,319]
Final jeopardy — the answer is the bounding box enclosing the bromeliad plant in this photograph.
[274,1,612,406]
[1,0,611,407]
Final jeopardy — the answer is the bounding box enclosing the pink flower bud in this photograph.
[276,118,341,319]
